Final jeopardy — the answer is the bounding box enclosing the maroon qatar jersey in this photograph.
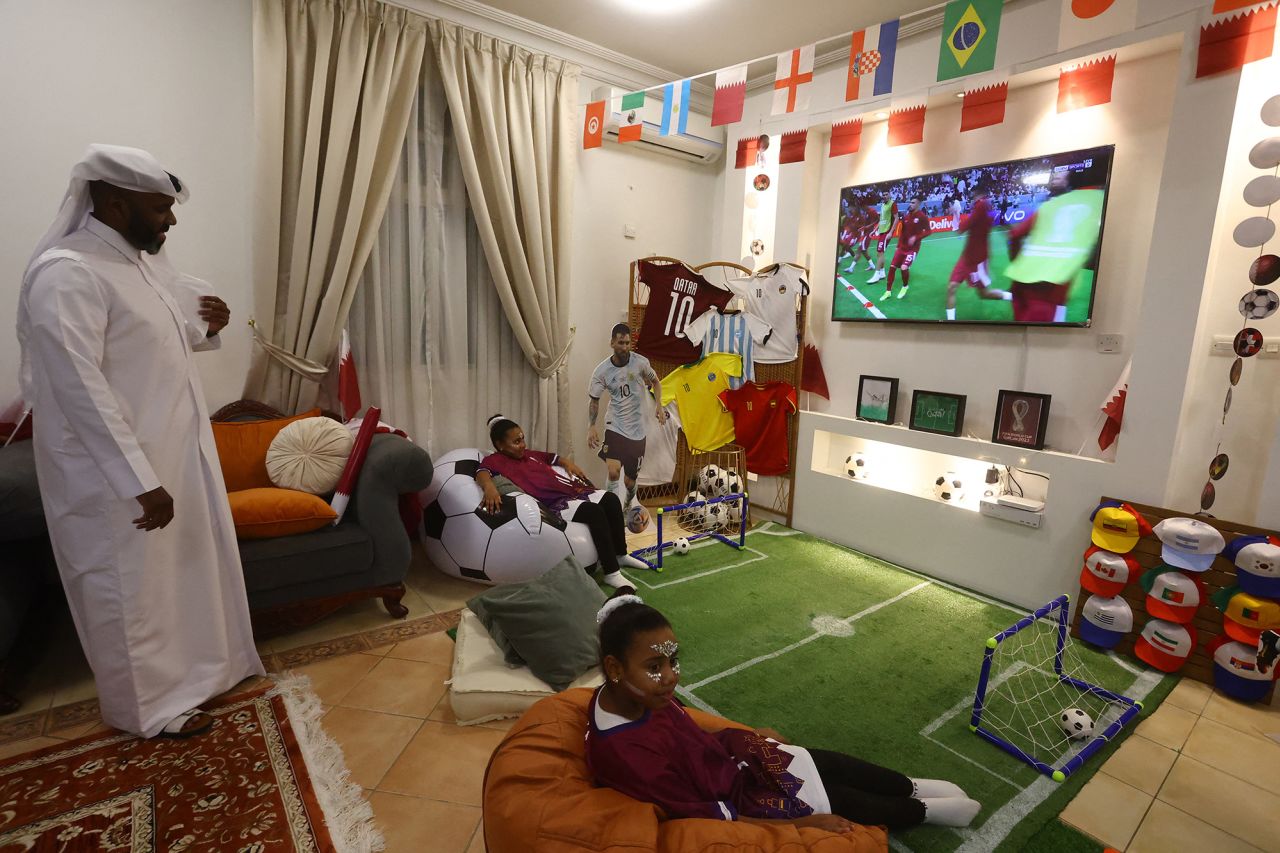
[960,195,993,264]
[636,260,732,363]
[719,381,798,476]
[898,208,931,250]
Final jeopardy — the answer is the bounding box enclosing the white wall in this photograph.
[567,74,720,474]
[0,0,256,411]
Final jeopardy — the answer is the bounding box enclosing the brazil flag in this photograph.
[937,0,1003,81]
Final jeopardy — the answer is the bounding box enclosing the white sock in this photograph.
[911,778,967,799]
[601,571,633,589]
[1000,291,1013,301]
[922,797,981,827]
[946,308,956,320]
[1053,305,1067,322]
[619,554,649,570]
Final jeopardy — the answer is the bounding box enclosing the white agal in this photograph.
[419,449,600,585]
[1058,708,1094,740]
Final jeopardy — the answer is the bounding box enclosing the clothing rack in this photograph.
[627,256,809,527]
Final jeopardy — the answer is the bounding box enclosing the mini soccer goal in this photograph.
[970,595,1142,782]
[628,490,748,570]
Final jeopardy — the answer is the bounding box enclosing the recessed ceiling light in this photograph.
[956,92,966,98]
[614,0,704,12]
[874,112,888,119]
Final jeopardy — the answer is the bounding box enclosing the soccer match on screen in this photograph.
[832,145,1114,326]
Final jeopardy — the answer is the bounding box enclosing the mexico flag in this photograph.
[618,91,645,142]
[847,19,899,101]
[1058,0,1138,52]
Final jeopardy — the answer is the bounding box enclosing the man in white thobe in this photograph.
[16,145,264,739]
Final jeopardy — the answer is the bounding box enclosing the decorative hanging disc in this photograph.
[1245,175,1280,207]
[1264,94,1280,127]
[757,134,771,151]
[1210,453,1230,480]
[1233,217,1276,248]
[1230,356,1243,386]
[1239,288,1280,320]
[1234,327,1264,357]
[1250,254,1280,287]
[1200,480,1216,511]
[1223,387,1233,419]
[750,238,766,256]
[753,173,771,191]
[1250,137,1280,169]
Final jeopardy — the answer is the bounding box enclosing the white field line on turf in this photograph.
[676,685,721,717]
[628,546,769,590]
[1106,649,1145,677]
[946,667,1165,853]
[838,276,887,319]
[684,581,931,691]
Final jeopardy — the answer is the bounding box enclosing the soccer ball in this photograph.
[419,448,599,584]
[722,469,743,497]
[1239,288,1279,320]
[932,473,965,503]
[724,500,743,531]
[1058,708,1094,740]
[750,238,766,256]
[846,453,869,480]
[679,490,708,528]
[698,464,726,496]
[673,537,691,555]
[626,504,650,534]
[704,500,728,531]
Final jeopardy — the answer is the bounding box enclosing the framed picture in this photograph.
[909,391,967,437]
[992,390,1052,450]
[856,375,899,424]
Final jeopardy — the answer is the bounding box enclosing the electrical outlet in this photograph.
[1095,334,1122,353]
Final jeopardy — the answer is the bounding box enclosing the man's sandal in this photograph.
[158,708,214,740]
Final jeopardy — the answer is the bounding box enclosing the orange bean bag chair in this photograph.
[482,687,889,853]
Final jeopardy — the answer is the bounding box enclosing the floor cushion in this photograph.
[450,609,601,726]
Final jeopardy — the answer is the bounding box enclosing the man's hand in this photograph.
[199,296,231,336]
[133,486,174,531]
[655,407,668,426]
[588,425,601,450]
[795,814,854,834]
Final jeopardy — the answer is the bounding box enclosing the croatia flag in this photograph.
[847,19,899,102]
[660,79,691,136]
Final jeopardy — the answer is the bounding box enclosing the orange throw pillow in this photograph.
[212,409,321,492]
[227,487,337,539]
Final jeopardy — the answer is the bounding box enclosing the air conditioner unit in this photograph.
[593,86,725,165]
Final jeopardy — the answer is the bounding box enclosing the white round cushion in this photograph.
[265,417,354,495]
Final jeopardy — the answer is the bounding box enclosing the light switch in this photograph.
[623,224,637,239]
[1095,333,1122,353]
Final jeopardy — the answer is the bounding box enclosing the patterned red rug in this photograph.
[0,677,380,852]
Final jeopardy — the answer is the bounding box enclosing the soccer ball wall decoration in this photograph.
[1058,708,1095,740]
[846,453,869,479]
[932,473,965,503]
[1239,288,1279,320]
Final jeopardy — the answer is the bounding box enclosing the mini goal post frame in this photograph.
[970,594,1143,782]
[629,492,748,571]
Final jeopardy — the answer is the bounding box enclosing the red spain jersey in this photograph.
[718,381,798,476]
[898,208,930,249]
[636,261,733,364]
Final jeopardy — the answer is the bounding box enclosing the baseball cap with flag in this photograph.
[1089,500,1152,553]
[1208,636,1277,703]
[1222,534,1280,598]
[1080,546,1140,596]
[1140,566,1204,624]
[1152,517,1225,572]
[1134,618,1196,672]
[1212,586,1280,645]
[1079,594,1133,649]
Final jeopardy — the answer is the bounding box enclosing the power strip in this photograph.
[980,498,1044,528]
[997,495,1046,513]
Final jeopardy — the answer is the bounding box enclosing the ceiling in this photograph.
[469,0,947,79]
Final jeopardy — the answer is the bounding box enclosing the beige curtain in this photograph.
[246,0,427,411]
[427,20,578,452]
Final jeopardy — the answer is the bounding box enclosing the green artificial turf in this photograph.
[830,228,1095,323]
[619,524,1173,853]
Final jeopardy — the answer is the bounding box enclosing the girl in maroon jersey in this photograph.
[586,597,981,832]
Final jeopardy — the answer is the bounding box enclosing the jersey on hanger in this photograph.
[681,309,770,389]
[719,381,798,476]
[726,265,809,363]
[636,260,733,364]
[660,353,743,453]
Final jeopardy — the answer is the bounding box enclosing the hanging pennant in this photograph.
[734,137,760,169]
[1058,55,1116,112]
[1196,4,1277,79]
[887,105,927,146]
[712,65,748,127]
[779,129,808,164]
[847,19,900,101]
[582,100,605,149]
[961,82,1009,131]
[773,44,815,115]
[829,119,863,158]
[617,91,645,142]
[937,0,1004,81]
[1058,0,1139,52]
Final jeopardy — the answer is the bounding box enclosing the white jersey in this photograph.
[636,402,681,487]
[589,352,655,441]
[726,265,809,363]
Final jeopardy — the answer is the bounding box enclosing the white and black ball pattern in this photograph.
[673,537,691,555]
[680,490,708,528]
[1058,708,1094,740]
[721,469,743,497]
[846,453,868,480]
[1239,288,1279,320]
[698,464,726,496]
[704,500,728,531]
[932,474,965,503]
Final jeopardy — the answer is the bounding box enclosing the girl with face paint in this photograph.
[586,597,981,834]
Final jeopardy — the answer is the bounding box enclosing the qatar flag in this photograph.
[1098,358,1130,451]
[337,328,362,422]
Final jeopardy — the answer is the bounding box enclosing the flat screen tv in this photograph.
[831,144,1114,326]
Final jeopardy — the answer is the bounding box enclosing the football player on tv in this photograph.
[882,196,930,302]
[867,189,899,285]
[944,180,1012,321]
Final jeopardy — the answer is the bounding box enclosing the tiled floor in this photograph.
[7,534,1280,852]
[1060,677,1280,852]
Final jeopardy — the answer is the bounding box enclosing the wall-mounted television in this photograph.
[831,144,1114,326]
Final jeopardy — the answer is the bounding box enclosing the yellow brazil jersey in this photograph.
[660,353,743,453]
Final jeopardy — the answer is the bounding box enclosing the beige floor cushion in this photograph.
[449,609,602,726]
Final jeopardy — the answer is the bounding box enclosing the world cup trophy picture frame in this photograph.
[992,390,1051,450]
[908,390,966,437]
[856,375,899,425]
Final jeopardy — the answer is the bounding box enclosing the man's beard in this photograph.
[126,210,165,254]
